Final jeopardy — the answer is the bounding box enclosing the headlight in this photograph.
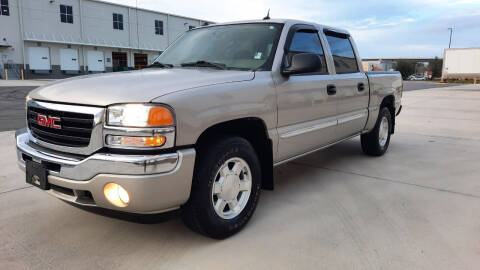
[107,104,174,127]
[105,104,175,149]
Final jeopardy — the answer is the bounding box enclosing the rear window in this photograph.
[325,33,359,74]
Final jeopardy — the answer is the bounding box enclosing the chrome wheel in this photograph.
[378,116,389,147]
[211,157,252,220]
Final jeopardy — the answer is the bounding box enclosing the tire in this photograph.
[181,136,262,239]
[361,107,392,156]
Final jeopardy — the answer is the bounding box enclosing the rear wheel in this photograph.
[361,107,392,156]
[181,136,261,239]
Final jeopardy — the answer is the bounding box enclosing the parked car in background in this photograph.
[408,74,427,81]
[16,19,403,239]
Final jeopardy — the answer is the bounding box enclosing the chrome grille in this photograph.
[27,106,94,147]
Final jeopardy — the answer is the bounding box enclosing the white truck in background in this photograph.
[442,48,480,81]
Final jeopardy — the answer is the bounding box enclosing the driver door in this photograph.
[276,25,338,161]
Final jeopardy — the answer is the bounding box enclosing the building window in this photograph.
[60,5,73,24]
[113,13,124,30]
[155,20,163,35]
[188,26,195,30]
[1,0,9,16]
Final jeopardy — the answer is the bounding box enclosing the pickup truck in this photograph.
[16,19,402,239]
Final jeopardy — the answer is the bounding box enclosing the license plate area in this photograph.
[26,160,50,190]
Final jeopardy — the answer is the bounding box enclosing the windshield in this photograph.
[154,23,283,71]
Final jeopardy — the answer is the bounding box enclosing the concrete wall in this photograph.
[21,0,82,43]
[0,0,24,78]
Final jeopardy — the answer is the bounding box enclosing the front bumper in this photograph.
[16,129,196,214]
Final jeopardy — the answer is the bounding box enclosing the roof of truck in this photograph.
[207,19,351,36]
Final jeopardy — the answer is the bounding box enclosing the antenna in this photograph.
[263,9,270,20]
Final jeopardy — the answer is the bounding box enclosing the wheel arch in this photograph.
[380,95,395,134]
[195,117,274,190]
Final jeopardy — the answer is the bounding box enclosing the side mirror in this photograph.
[282,53,322,76]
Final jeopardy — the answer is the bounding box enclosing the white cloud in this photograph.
[105,0,480,58]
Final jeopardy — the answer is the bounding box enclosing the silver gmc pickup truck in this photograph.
[16,19,402,239]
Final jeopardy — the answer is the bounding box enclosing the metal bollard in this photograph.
[21,69,25,80]
[4,69,8,80]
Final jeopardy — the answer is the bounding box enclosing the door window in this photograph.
[325,33,359,74]
[287,30,328,74]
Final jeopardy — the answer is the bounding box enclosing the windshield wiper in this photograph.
[180,60,227,70]
[145,62,173,68]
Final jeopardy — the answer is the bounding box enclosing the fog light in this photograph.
[104,183,130,207]
[106,135,166,148]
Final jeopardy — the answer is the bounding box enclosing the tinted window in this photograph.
[155,20,163,35]
[0,0,9,16]
[113,13,123,30]
[60,5,73,24]
[325,34,359,74]
[288,31,328,74]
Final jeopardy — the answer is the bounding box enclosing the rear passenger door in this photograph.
[323,30,369,139]
[276,25,338,161]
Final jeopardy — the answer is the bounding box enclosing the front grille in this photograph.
[27,106,94,147]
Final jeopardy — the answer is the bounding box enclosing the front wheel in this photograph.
[181,136,262,239]
[361,107,392,156]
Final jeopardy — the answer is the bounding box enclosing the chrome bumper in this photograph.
[16,129,196,214]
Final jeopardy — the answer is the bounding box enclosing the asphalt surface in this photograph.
[0,86,37,132]
[402,80,461,91]
[0,80,465,132]
[1,83,480,269]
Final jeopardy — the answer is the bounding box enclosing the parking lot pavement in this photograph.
[0,87,37,132]
[0,80,55,132]
[402,81,461,91]
[1,85,480,269]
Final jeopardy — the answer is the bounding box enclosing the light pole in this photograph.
[448,27,453,48]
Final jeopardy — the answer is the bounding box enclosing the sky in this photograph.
[106,0,480,58]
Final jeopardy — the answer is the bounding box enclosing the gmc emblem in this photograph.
[37,114,61,129]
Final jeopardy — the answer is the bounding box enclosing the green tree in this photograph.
[428,57,443,79]
[395,60,415,79]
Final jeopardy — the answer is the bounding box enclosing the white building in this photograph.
[0,0,212,79]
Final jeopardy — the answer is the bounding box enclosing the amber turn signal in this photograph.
[144,136,167,147]
[148,107,174,126]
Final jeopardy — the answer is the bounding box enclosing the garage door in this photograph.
[28,47,50,70]
[87,51,105,72]
[60,49,79,71]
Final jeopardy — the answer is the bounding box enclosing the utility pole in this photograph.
[448,27,453,48]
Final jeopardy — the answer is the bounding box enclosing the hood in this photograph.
[29,68,255,106]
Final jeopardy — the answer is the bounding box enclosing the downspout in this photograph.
[79,0,86,73]
[17,0,26,70]
[128,8,132,67]
[166,14,169,47]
